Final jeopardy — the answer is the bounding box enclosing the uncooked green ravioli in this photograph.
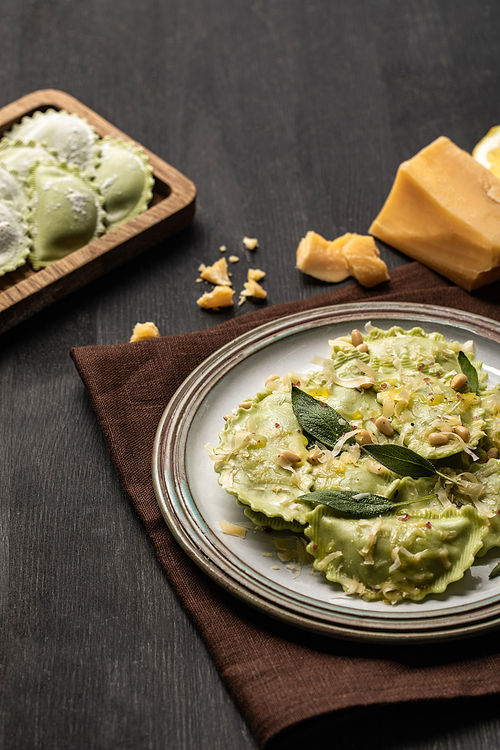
[209,324,500,604]
[0,109,154,274]
[28,162,105,269]
[0,164,27,215]
[0,199,30,276]
[0,140,57,180]
[7,109,98,173]
[95,137,154,230]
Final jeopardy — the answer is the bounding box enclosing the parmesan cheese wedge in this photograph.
[369,136,500,291]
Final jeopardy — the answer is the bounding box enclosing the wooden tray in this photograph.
[0,89,196,334]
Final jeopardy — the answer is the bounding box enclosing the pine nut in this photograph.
[280,450,301,463]
[487,447,499,459]
[265,374,280,385]
[375,416,394,436]
[356,429,372,445]
[308,447,323,464]
[357,343,368,353]
[428,432,449,445]
[451,373,468,391]
[453,425,470,442]
[223,414,233,421]
[238,401,252,409]
[351,329,363,347]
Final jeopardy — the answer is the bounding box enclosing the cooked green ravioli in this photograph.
[304,504,487,604]
[209,324,500,604]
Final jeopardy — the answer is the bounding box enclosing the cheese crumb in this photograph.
[130,322,160,342]
[198,257,232,286]
[247,268,265,281]
[243,236,259,250]
[219,245,227,252]
[296,231,390,287]
[242,278,266,299]
[218,520,246,539]
[197,285,235,309]
[238,268,267,305]
[228,255,239,263]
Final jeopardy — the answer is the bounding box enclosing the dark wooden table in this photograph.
[2,1,500,747]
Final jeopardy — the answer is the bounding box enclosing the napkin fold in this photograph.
[71,262,500,749]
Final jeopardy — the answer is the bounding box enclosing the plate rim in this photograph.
[153,301,500,643]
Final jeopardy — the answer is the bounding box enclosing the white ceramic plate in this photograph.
[152,302,500,642]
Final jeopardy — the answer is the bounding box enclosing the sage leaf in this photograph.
[299,490,438,517]
[362,443,437,479]
[299,489,395,516]
[458,351,479,394]
[291,385,353,450]
[489,562,500,580]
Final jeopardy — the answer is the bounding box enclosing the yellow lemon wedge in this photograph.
[472,125,500,178]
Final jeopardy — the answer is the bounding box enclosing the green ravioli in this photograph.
[0,164,27,215]
[28,162,105,269]
[305,504,487,603]
[213,387,315,526]
[327,326,486,459]
[95,137,154,230]
[7,109,98,173]
[0,199,30,276]
[0,139,57,180]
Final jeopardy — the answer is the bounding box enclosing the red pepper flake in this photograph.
[418,364,425,372]
[426,521,432,529]
[313,544,318,550]
[380,382,387,389]
[296,381,301,386]
[436,372,442,379]
[320,402,328,408]
[275,423,280,428]
[398,514,410,522]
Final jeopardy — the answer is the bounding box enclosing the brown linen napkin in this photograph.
[71,262,500,749]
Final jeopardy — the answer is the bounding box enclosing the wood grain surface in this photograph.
[2,1,500,749]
